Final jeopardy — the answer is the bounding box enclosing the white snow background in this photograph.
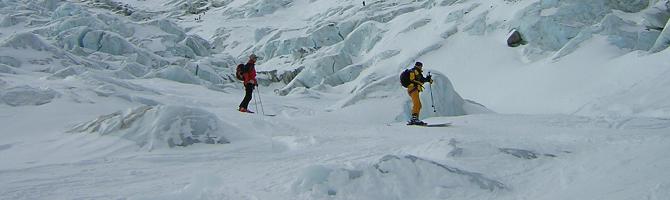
[1,0,670,199]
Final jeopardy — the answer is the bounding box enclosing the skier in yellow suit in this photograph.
[407,62,433,125]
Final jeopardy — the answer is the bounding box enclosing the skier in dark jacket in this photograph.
[238,54,258,113]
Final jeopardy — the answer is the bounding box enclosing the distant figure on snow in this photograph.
[238,54,258,113]
[363,1,365,6]
[400,62,433,125]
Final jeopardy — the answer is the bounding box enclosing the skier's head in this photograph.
[414,61,423,69]
[249,54,258,62]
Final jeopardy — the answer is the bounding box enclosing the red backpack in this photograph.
[235,64,248,81]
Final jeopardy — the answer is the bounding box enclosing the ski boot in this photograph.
[407,116,427,126]
[239,107,255,113]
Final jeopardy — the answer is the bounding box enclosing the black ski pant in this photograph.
[239,83,255,109]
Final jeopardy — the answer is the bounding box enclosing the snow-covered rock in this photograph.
[0,85,59,106]
[69,105,240,150]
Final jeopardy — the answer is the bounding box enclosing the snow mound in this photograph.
[0,85,60,106]
[293,154,506,199]
[69,105,241,150]
[0,63,18,74]
[576,66,670,118]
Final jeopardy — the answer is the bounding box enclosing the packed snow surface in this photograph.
[1,0,670,199]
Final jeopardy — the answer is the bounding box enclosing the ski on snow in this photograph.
[385,122,452,127]
[236,109,276,116]
[407,123,451,127]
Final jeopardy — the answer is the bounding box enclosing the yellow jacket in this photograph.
[407,68,429,92]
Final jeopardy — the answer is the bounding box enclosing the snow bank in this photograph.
[576,67,670,118]
[0,64,18,74]
[69,105,241,150]
[0,85,59,106]
[292,154,506,199]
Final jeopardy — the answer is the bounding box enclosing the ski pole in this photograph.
[256,84,266,115]
[253,85,259,114]
[428,72,436,113]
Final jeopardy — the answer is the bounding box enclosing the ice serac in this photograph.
[336,71,481,121]
[276,21,385,94]
[399,72,471,120]
[651,18,670,52]
[183,35,212,57]
[511,0,666,59]
[147,65,203,85]
[69,105,242,150]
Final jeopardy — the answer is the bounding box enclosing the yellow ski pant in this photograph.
[408,87,421,117]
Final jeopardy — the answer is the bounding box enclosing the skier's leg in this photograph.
[410,89,422,117]
[240,84,253,109]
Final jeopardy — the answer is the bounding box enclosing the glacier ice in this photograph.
[147,65,203,85]
[68,105,238,150]
[0,85,60,106]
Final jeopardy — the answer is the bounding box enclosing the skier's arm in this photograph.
[251,67,258,85]
[417,73,429,84]
[409,72,421,87]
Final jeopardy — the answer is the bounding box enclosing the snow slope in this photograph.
[1,0,670,199]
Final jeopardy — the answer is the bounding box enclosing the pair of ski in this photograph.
[238,110,276,117]
[386,122,451,127]
[407,122,451,127]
